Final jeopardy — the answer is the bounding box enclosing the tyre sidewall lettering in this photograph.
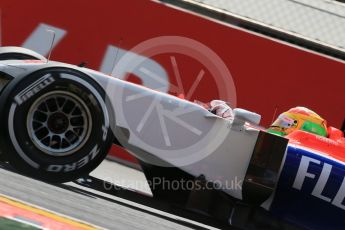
[14,74,55,105]
[5,69,111,175]
[46,145,100,172]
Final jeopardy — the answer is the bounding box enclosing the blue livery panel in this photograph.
[270,146,345,229]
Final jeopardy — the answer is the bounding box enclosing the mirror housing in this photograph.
[233,108,261,126]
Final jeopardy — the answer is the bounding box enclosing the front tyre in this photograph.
[0,46,47,61]
[0,68,113,183]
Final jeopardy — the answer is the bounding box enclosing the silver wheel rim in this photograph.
[27,91,92,156]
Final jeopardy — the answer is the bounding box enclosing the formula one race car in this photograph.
[0,47,344,230]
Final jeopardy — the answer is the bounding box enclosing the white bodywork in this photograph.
[0,60,261,200]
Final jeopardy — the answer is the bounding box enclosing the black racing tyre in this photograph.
[0,47,46,61]
[0,67,114,183]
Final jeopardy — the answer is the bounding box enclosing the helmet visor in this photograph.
[271,114,296,129]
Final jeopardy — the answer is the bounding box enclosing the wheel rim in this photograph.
[27,91,92,156]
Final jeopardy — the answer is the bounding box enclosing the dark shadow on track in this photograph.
[0,162,234,229]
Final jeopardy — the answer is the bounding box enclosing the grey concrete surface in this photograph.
[169,0,345,51]
[90,160,152,196]
[0,161,218,230]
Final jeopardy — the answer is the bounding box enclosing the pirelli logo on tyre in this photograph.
[15,74,55,105]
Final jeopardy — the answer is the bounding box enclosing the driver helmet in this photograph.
[268,107,327,137]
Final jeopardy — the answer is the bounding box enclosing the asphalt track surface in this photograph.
[0,160,221,230]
